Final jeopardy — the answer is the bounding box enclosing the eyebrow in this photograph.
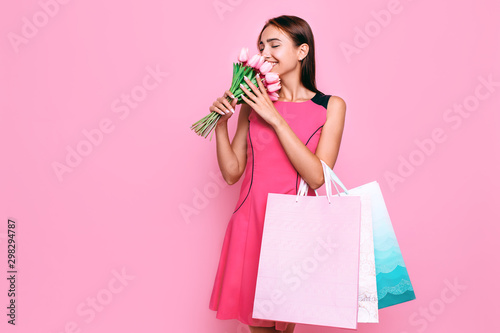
[259,38,281,44]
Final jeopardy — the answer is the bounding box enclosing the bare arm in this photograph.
[269,96,346,190]
[215,103,251,185]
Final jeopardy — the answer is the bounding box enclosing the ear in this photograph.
[298,43,309,61]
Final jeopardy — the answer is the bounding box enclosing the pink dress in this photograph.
[209,91,332,330]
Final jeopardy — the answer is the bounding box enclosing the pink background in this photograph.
[1,0,499,332]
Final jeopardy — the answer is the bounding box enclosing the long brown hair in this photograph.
[257,15,319,94]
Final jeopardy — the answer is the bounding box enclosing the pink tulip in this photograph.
[255,55,266,70]
[247,54,261,68]
[266,82,281,93]
[268,91,279,101]
[238,47,249,63]
[265,72,280,84]
[258,61,273,75]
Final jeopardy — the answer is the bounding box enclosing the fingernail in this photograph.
[256,73,260,78]
[231,94,235,99]
[244,75,248,80]
[240,83,244,88]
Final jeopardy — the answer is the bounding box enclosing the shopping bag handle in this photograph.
[321,160,349,195]
[296,159,350,204]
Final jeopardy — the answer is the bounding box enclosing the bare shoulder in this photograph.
[326,95,346,118]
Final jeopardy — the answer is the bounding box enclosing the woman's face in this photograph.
[259,25,306,76]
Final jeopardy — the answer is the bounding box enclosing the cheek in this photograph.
[275,53,292,65]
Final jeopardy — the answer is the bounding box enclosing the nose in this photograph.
[263,54,273,62]
[260,46,271,59]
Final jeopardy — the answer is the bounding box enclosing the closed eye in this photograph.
[259,46,279,52]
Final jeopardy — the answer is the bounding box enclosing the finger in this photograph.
[225,90,236,100]
[212,99,232,115]
[239,82,257,102]
[215,98,234,114]
[221,97,235,113]
[239,93,255,108]
[210,105,228,116]
[243,75,263,97]
[255,74,267,95]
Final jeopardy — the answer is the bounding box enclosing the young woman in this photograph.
[208,15,346,333]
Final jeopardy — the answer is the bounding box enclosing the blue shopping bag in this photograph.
[324,168,416,309]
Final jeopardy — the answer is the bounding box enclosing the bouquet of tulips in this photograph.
[190,47,281,140]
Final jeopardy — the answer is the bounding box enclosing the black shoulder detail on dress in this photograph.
[311,91,331,110]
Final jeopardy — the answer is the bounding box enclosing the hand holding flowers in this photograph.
[190,47,281,140]
[238,73,282,128]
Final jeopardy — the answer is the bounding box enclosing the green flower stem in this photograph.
[191,63,263,139]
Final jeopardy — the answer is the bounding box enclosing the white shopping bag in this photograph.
[253,160,362,329]
[323,171,379,323]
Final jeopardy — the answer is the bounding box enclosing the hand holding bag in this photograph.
[252,160,362,329]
